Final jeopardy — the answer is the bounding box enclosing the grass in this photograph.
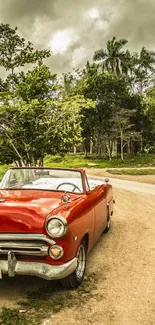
[107,169,155,175]
[0,308,28,325]
[0,273,103,325]
[0,153,155,180]
[44,153,155,168]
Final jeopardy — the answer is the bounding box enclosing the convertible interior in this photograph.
[0,168,104,193]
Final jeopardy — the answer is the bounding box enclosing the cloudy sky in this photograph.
[0,0,155,74]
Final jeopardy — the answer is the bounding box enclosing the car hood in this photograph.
[0,189,81,233]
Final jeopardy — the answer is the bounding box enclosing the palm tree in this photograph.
[93,36,129,75]
[121,50,137,76]
[134,47,155,93]
[138,47,155,72]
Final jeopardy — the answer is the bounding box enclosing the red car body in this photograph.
[0,167,114,288]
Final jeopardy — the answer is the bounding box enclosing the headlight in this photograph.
[46,216,68,238]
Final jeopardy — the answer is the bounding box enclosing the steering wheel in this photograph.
[56,182,82,193]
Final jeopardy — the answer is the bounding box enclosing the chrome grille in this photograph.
[0,241,48,256]
[0,234,55,257]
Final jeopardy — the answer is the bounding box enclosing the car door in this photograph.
[85,177,107,242]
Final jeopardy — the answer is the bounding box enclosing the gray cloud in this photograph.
[0,0,155,75]
[106,0,155,51]
[0,0,56,24]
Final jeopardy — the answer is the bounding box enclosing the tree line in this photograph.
[0,24,155,165]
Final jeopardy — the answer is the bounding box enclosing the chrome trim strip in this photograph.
[0,234,55,245]
[0,257,78,280]
[0,241,48,256]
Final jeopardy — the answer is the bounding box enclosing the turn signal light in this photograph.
[49,245,64,260]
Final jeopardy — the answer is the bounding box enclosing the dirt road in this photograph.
[86,167,155,185]
[87,170,155,195]
[0,177,155,325]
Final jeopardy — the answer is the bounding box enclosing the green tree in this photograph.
[73,61,146,158]
[134,47,155,93]
[112,108,140,160]
[0,94,94,165]
[145,87,155,128]
[13,65,58,102]
[74,63,133,157]
[143,86,155,151]
[0,24,51,74]
[60,72,75,97]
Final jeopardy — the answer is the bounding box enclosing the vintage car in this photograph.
[0,167,114,288]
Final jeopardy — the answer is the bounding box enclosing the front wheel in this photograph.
[103,206,111,234]
[61,239,87,289]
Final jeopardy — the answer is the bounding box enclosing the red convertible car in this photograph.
[0,167,114,288]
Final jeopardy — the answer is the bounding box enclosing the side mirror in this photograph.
[105,178,109,184]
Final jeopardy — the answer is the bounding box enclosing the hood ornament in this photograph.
[61,192,71,203]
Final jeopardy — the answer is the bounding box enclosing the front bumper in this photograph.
[0,252,78,280]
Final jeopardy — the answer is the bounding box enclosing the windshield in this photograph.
[0,168,83,193]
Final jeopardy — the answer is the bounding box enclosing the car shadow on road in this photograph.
[0,274,48,306]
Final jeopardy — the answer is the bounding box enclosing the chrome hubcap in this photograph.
[76,245,86,279]
[107,216,111,228]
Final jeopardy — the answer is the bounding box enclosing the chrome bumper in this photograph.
[0,252,78,280]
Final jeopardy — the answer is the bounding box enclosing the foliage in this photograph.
[144,86,155,131]
[13,65,58,102]
[0,94,94,165]
[73,63,143,158]
[93,36,129,75]
[0,24,50,73]
[0,164,10,179]
[134,47,155,93]
[111,107,140,160]
[0,25,155,163]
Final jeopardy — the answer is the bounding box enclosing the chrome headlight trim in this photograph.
[46,215,68,238]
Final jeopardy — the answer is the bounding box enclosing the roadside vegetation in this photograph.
[0,154,155,179]
[44,153,155,168]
